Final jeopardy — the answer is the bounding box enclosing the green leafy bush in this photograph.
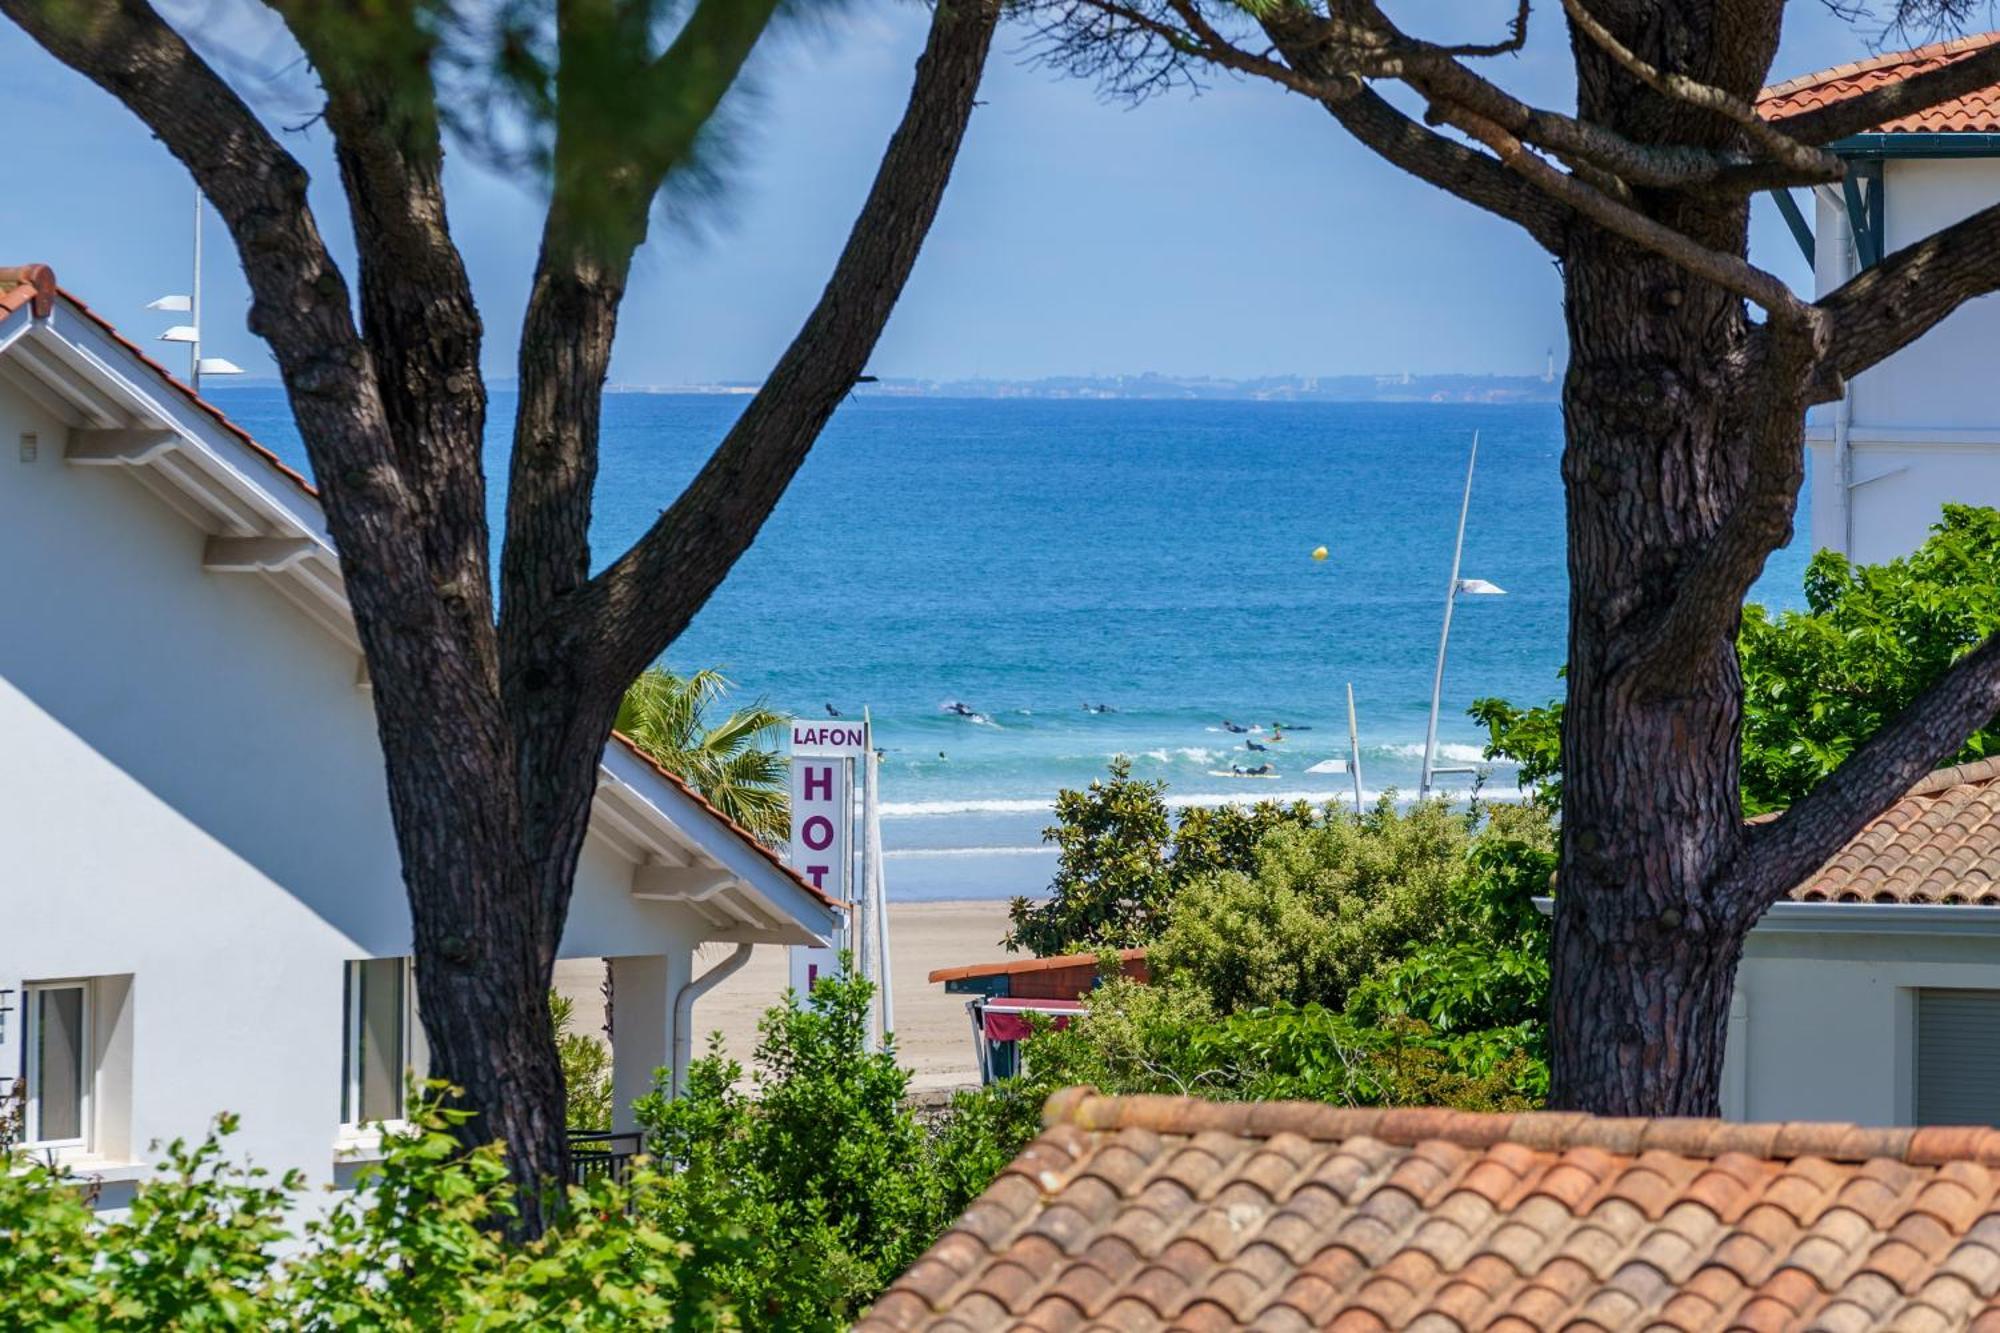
[1152,797,1549,1015]
[1018,978,1542,1111]
[1475,506,2000,815]
[633,967,1040,1330]
[0,1097,725,1331]
[552,990,613,1132]
[1004,757,1321,956]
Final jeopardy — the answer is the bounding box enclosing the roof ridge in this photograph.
[1903,751,2000,796]
[1759,30,2000,103]
[1041,1088,2000,1167]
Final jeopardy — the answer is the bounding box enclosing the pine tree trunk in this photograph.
[1546,225,1786,1113]
[1541,3,1801,1115]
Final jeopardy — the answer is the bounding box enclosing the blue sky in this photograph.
[0,2,1899,382]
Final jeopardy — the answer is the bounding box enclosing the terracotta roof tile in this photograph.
[1758,33,2000,134]
[859,1091,2000,1331]
[1781,755,2000,905]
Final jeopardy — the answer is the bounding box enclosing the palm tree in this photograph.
[616,667,789,844]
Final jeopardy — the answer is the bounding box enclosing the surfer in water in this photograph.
[1083,703,1116,714]
[1231,763,1275,776]
[1245,739,1267,752]
[825,703,843,718]
[1221,719,1248,734]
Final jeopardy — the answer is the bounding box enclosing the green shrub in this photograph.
[552,990,614,1133]
[1017,979,1543,1112]
[633,966,1040,1330]
[1152,797,1496,1013]
[0,1096,724,1331]
[1004,757,1322,956]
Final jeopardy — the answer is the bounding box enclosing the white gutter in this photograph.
[1532,897,2000,936]
[671,943,754,1096]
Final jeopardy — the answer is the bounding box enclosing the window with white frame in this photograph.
[341,959,423,1126]
[22,981,90,1149]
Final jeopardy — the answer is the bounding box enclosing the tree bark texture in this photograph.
[1546,3,1802,1114]
[3,0,1000,1232]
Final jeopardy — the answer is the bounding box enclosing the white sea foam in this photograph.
[880,786,1526,819]
[884,845,1055,860]
[880,797,1058,816]
[1380,741,1508,765]
[1138,746,1221,765]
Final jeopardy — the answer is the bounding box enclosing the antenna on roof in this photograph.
[150,190,243,394]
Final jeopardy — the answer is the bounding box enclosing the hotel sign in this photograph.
[787,721,867,993]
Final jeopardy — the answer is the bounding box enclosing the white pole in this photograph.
[190,190,203,392]
[1421,431,1478,799]
[856,716,877,1051]
[1345,682,1365,816]
[868,734,894,1041]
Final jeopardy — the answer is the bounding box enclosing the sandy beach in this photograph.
[555,899,1017,1094]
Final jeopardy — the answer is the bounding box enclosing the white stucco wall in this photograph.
[1722,916,2000,1125]
[1807,158,2000,564]
[0,373,708,1194]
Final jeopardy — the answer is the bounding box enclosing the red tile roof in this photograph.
[5,263,831,915]
[862,1089,2000,1331]
[610,731,839,910]
[1783,756,2000,905]
[1759,33,2000,134]
[929,948,1148,986]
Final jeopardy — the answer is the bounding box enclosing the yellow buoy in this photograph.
[1311,545,1329,562]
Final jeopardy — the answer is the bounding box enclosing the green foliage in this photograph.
[633,967,1040,1330]
[1007,799,1559,1114]
[1152,797,1512,1013]
[1018,980,1542,1112]
[1004,756,1322,956]
[1475,507,2000,814]
[1739,505,2000,813]
[0,1095,725,1330]
[617,667,790,844]
[552,990,613,1133]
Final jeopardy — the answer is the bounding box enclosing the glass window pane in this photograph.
[357,961,405,1122]
[35,988,84,1142]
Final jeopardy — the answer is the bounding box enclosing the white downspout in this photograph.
[670,942,753,1097]
[1819,183,1858,557]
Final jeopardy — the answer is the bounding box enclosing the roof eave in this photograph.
[1834,131,2000,159]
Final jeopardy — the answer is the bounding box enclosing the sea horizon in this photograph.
[208,388,1811,901]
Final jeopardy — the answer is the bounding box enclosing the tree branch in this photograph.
[1812,198,2000,401]
[1430,99,1809,316]
[498,0,783,639]
[1767,39,2000,146]
[1627,312,1826,693]
[276,0,495,634]
[1720,628,2000,917]
[578,0,1002,686]
[1560,0,1837,181]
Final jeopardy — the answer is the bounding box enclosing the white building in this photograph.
[0,264,838,1206]
[1760,34,2000,564]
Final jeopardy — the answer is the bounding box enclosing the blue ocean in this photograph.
[211,390,1810,898]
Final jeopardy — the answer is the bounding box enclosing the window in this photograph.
[342,959,421,1126]
[22,981,90,1149]
[1916,989,2000,1126]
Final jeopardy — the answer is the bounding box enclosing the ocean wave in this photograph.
[881,785,1526,818]
[1138,746,1222,765]
[884,845,1056,860]
[1378,741,1507,765]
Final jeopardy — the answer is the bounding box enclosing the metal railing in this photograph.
[566,1130,643,1188]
